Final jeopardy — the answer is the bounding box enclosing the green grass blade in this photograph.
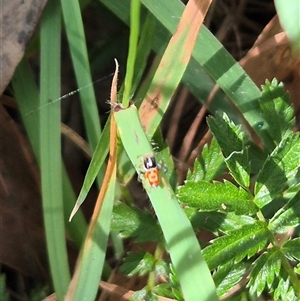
[69,119,110,220]
[121,0,140,107]
[12,58,87,250]
[66,177,116,301]
[60,0,101,154]
[114,105,219,301]
[40,0,70,299]
[131,12,156,98]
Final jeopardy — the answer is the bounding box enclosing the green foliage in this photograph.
[111,202,162,243]
[186,137,226,182]
[254,134,300,208]
[112,80,300,300]
[120,251,156,277]
[177,180,257,215]
[174,80,300,300]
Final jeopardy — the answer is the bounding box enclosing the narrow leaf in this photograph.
[69,121,110,220]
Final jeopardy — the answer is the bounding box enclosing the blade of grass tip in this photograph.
[121,0,140,107]
[40,0,70,299]
[60,0,101,154]
[139,0,212,139]
[66,60,118,301]
[69,119,110,221]
[113,104,219,301]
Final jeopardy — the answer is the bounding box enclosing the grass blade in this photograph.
[121,0,141,107]
[60,0,102,154]
[114,104,219,301]
[12,58,88,250]
[40,0,70,298]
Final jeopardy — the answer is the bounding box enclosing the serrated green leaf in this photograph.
[154,259,169,278]
[249,249,281,296]
[187,137,226,182]
[154,283,173,299]
[269,190,300,233]
[273,274,290,300]
[186,209,226,234]
[187,210,255,235]
[213,260,234,288]
[207,113,251,188]
[120,251,154,277]
[178,180,257,215]
[218,213,256,234]
[203,222,269,270]
[145,293,159,301]
[285,287,299,301]
[259,79,295,148]
[131,289,148,301]
[214,261,248,297]
[111,202,162,243]
[254,133,300,208]
[248,252,269,295]
[282,238,300,261]
[266,251,281,288]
